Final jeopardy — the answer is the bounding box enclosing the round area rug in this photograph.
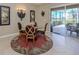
[11,34,53,55]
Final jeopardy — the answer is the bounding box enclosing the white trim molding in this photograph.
[0,33,19,39]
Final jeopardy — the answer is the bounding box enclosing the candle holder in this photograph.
[17,8,26,21]
[41,11,45,16]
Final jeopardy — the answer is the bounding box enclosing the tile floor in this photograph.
[0,33,79,55]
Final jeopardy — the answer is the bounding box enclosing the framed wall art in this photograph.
[0,6,10,25]
[30,10,35,22]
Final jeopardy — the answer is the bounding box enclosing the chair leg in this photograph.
[76,32,79,36]
[70,31,72,36]
[66,30,68,36]
[33,37,35,45]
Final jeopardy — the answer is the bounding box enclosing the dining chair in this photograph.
[18,22,22,31]
[25,25,36,44]
[37,23,48,35]
[17,22,26,36]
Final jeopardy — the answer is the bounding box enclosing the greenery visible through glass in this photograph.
[51,8,79,26]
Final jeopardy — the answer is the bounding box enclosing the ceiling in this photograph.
[30,3,67,6]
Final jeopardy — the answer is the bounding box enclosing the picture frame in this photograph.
[0,6,10,25]
[30,10,35,22]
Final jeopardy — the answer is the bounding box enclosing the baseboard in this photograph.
[0,32,19,39]
[0,31,50,39]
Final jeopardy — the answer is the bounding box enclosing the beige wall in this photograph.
[35,5,50,36]
[0,3,36,36]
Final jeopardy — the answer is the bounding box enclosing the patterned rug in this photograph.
[11,34,53,55]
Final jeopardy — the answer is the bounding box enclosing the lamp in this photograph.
[17,8,26,21]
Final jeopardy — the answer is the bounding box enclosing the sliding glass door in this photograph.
[51,4,79,37]
[51,7,66,36]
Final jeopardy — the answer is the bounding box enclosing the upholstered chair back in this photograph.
[18,22,22,30]
[44,23,48,33]
[25,25,36,39]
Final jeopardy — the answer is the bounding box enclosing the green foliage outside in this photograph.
[51,19,77,26]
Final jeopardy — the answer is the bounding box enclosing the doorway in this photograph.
[51,5,79,37]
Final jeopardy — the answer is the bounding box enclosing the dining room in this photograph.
[0,3,53,55]
[1,3,79,55]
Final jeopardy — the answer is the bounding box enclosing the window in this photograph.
[51,4,79,26]
[51,7,65,26]
[66,8,78,24]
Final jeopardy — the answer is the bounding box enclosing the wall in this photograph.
[35,3,73,36]
[0,3,36,36]
[35,5,50,36]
